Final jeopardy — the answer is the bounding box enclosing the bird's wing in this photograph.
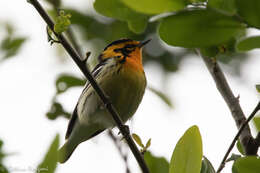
[65,60,108,139]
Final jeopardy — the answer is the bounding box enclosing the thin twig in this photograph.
[217,102,260,173]
[108,130,131,173]
[28,1,149,172]
[198,50,256,155]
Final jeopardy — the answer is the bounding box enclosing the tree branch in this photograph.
[217,101,260,173]
[28,1,149,172]
[196,49,260,171]
[198,50,255,152]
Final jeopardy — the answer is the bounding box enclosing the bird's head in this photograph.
[99,39,151,65]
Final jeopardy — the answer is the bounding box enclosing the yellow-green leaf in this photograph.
[145,138,151,149]
[121,0,186,15]
[54,10,71,34]
[169,125,203,173]
[232,156,260,173]
[132,133,144,148]
[253,116,260,131]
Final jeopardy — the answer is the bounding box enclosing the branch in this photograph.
[28,1,149,172]
[108,130,131,173]
[198,50,255,153]
[217,102,260,173]
[196,49,260,171]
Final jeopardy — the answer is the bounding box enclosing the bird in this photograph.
[58,38,150,163]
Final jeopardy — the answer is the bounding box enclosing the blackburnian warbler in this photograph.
[58,38,150,163]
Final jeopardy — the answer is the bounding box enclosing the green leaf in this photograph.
[232,156,260,173]
[189,0,207,2]
[132,133,145,148]
[236,36,260,52]
[253,116,260,131]
[127,18,148,34]
[236,0,260,28]
[144,151,169,173]
[227,154,242,162]
[236,140,245,155]
[200,156,216,173]
[94,0,148,34]
[169,125,203,173]
[0,164,8,173]
[55,74,85,94]
[159,9,245,48]
[145,138,151,149]
[148,86,173,108]
[46,101,70,120]
[0,37,26,59]
[37,134,59,173]
[120,0,186,15]
[208,0,237,14]
[54,10,71,34]
[256,85,260,93]
[200,47,219,57]
[0,139,8,173]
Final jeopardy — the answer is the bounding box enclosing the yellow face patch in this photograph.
[100,40,140,61]
[98,39,145,72]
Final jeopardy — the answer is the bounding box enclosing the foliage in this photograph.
[36,134,59,173]
[200,156,216,173]
[236,36,260,52]
[54,10,71,34]
[0,22,27,62]
[3,0,260,172]
[148,86,173,108]
[253,116,260,131]
[144,151,169,173]
[236,140,245,155]
[159,9,245,48]
[94,0,149,33]
[0,140,8,173]
[169,125,203,173]
[45,0,260,172]
[132,133,151,153]
[232,156,260,173]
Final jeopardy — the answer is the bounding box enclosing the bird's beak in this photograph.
[138,39,151,48]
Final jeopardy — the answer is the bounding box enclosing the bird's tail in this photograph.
[58,139,78,163]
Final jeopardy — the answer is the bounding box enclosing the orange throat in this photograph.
[124,48,144,72]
